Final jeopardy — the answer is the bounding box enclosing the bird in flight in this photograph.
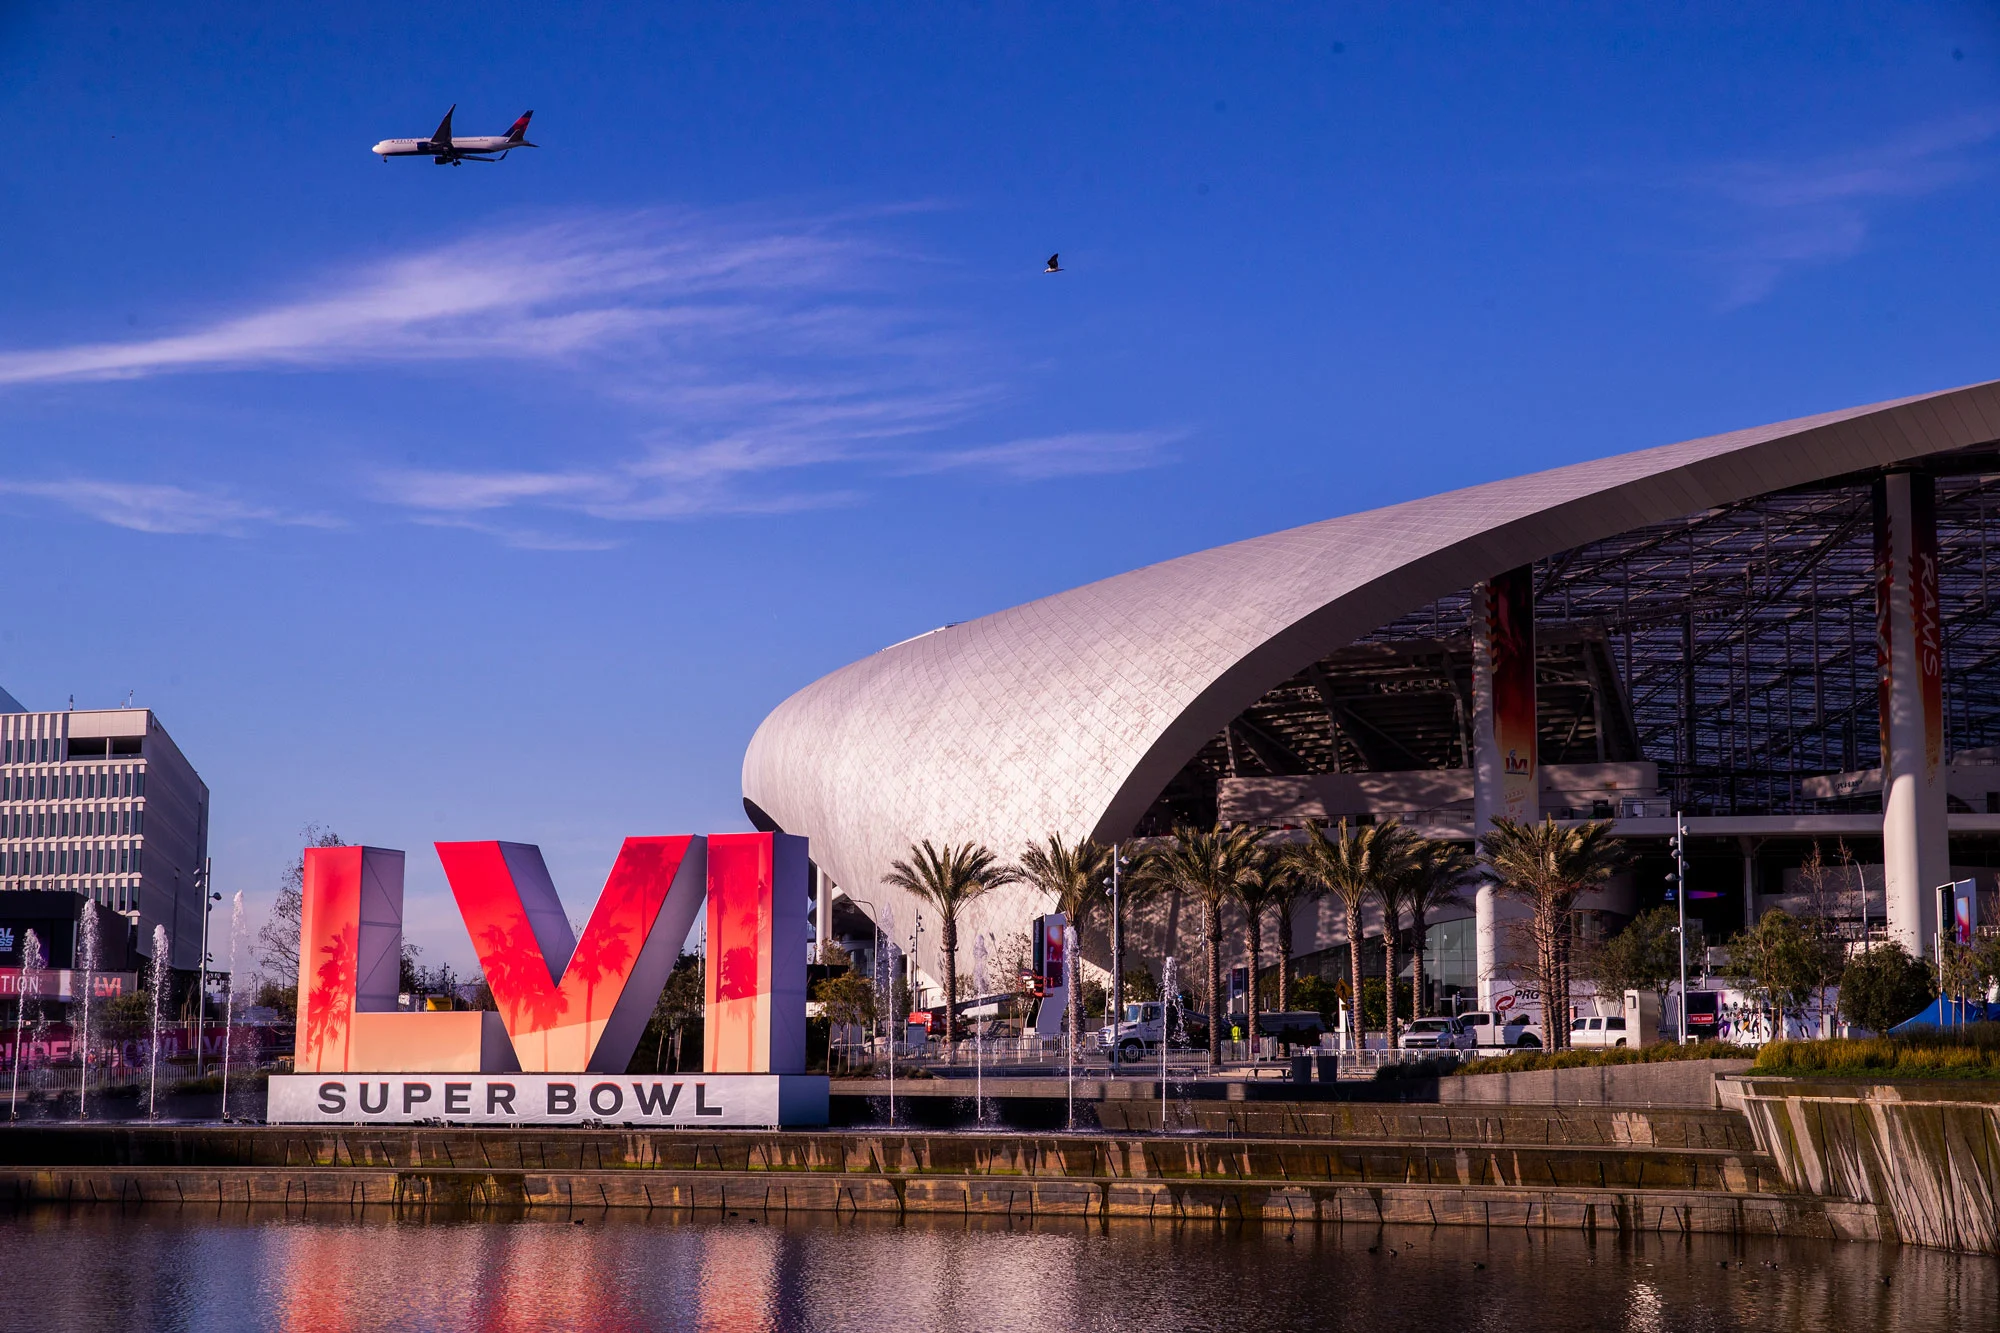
[1044,254,1062,273]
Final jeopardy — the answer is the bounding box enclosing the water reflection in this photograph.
[0,1207,1992,1333]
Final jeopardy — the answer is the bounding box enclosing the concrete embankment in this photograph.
[0,1108,1857,1239]
[831,1058,1758,1130]
[1737,1076,2000,1254]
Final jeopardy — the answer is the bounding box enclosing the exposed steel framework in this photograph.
[1149,444,2000,829]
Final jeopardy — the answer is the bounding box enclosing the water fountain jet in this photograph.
[970,932,988,1125]
[10,929,41,1121]
[147,925,169,1120]
[1159,956,1175,1129]
[1063,924,1078,1131]
[76,899,98,1121]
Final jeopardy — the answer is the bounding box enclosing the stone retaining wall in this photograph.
[1440,1059,1755,1109]
[1735,1076,2000,1254]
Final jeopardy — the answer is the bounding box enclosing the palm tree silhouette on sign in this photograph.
[567,914,636,1036]
[479,914,573,1065]
[307,924,356,1068]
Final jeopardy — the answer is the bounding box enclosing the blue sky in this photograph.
[2,3,1997,971]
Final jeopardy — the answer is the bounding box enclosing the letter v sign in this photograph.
[437,837,707,1072]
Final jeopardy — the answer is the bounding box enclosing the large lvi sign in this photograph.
[265,832,828,1127]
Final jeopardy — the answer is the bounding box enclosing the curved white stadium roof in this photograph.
[744,381,2000,976]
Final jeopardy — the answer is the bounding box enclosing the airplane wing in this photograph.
[431,104,456,145]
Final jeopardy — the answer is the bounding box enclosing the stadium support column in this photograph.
[814,865,833,960]
[1875,472,1948,955]
[1473,567,1539,1010]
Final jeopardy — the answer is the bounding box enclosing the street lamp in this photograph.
[1103,843,1132,1070]
[193,860,218,1075]
[845,896,892,1123]
[1668,817,1689,1045]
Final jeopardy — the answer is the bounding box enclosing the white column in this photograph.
[1471,575,1538,1009]
[1741,838,1757,932]
[1472,582,1502,1010]
[1877,472,1949,955]
[814,865,833,960]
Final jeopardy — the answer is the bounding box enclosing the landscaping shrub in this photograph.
[1753,1023,2000,1081]
[1449,1041,1748,1076]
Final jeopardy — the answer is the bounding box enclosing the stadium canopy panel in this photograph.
[744,381,2000,994]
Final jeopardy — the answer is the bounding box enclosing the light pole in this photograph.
[846,897,890,1121]
[193,860,217,1075]
[1669,816,1689,1044]
[1104,843,1131,1071]
[909,910,925,1050]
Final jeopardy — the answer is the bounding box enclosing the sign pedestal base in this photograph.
[268,1072,829,1127]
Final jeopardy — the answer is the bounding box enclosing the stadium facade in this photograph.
[743,381,2000,1015]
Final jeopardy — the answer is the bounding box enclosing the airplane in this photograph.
[372,106,536,164]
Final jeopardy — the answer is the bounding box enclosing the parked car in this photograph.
[1455,1010,1544,1049]
[1397,1017,1474,1050]
[1569,1014,1633,1048]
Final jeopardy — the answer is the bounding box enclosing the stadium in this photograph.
[744,380,2000,1021]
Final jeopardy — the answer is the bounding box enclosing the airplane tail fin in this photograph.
[505,110,534,143]
[431,104,456,144]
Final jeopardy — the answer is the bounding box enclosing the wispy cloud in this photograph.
[0,212,859,385]
[0,479,336,535]
[895,430,1182,479]
[1690,112,1999,306]
[0,208,1177,541]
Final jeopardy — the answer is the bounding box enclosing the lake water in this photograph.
[1,1207,1993,1332]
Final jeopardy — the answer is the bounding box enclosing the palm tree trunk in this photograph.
[942,917,959,1051]
[1204,897,1222,1063]
[1536,900,1562,1051]
[1345,898,1364,1048]
[1244,904,1261,1047]
[1556,913,1573,1050]
[1411,909,1426,1020]
[1277,904,1294,1013]
[1383,918,1399,1045]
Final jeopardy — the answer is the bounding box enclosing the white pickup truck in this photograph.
[1454,1010,1544,1049]
[1098,1001,1209,1059]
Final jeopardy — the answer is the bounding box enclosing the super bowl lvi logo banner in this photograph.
[271,831,828,1126]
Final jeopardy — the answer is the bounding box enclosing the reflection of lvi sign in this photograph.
[265,833,829,1127]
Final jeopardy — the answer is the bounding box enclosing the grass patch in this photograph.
[1449,1042,1750,1076]
[1752,1024,2000,1081]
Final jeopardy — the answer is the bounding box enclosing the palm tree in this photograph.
[1376,869,1408,1043]
[1478,817,1624,1051]
[1266,853,1320,1013]
[1013,834,1113,1054]
[882,841,1018,1051]
[1282,819,1414,1047]
[1230,845,1286,1029]
[1133,825,1263,1063]
[1398,839,1473,1019]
